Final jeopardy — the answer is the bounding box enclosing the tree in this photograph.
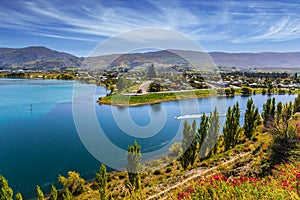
[58,171,85,196]
[179,120,197,169]
[15,193,22,200]
[241,86,252,95]
[50,184,57,200]
[0,175,13,200]
[36,185,44,200]
[126,140,142,191]
[62,188,72,200]
[244,98,260,139]
[147,64,157,78]
[293,94,300,113]
[223,102,240,151]
[197,114,209,159]
[262,97,276,128]
[96,164,107,200]
[109,85,115,95]
[276,102,283,124]
[189,120,198,166]
[168,142,182,157]
[206,108,220,155]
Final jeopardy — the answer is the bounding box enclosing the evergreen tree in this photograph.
[126,140,141,191]
[244,98,260,139]
[15,193,22,200]
[197,114,209,159]
[36,186,44,200]
[0,175,13,200]
[223,102,240,151]
[206,108,220,155]
[50,185,57,200]
[96,164,107,200]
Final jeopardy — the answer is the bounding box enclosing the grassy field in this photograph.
[98,89,215,106]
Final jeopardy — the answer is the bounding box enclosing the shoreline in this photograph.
[97,88,298,107]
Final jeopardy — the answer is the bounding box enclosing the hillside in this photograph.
[0,46,82,70]
[1,46,300,70]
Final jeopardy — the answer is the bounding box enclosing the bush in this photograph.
[58,171,86,196]
[165,167,172,173]
[153,170,162,175]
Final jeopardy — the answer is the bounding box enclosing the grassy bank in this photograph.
[98,88,298,106]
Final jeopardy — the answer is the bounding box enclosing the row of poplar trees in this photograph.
[179,98,261,169]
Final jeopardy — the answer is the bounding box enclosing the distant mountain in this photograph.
[1,46,300,70]
[86,50,300,70]
[0,46,82,70]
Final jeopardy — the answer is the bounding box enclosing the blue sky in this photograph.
[1,0,300,56]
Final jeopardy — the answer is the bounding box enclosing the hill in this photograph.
[0,46,82,70]
[1,46,300,70]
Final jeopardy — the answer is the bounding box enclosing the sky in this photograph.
[1,0,300,56]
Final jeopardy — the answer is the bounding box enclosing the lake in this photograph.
[0,78,297,198]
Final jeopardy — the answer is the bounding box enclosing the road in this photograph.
[139,81,152,94]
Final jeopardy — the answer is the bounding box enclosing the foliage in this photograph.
[261,97,276,128]
[96,164,107,200]
[147,64,157,78]
[179,120,197,169]
[126,140,142,191]
[206,108,220,156]
[0,175,13,200]
[36,185,44,200]
[62,188,72,200]
[169,142,182,158]
[178,163,300,200]
[58,171,86,196]
[223,102,240,151]
[243,98,260,139]
[197,114,209,159]
[15,193,22,200]
[50,184,57,200]
[294,94,300,113]
[241,86,252,95]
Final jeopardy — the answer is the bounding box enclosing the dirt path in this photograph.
[146,152,250,200]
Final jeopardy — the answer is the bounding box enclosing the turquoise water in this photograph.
[0,78,297,198]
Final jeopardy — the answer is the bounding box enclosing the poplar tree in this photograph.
[276,102,283,124]
[0,175,13,200]
[179,120,198,169]
[197,114,209,159]
[293,94,300,113]
[207,108,220,156]
[15,193,22,200]
[36,185,44,200]
[223,102,240,151]
[189,120,198,166]
[62,188,72,200]
[262,97,276,128]
[179,121,192,169]
[50,184,57,200]
[96,164,107,200]
[126,140,141,191]
[244,98,260,139]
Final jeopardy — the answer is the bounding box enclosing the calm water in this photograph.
[0,78,297,198]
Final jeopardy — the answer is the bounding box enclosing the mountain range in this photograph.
[1,46,300,70]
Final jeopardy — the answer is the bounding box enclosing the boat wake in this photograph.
[175,113,226,119]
